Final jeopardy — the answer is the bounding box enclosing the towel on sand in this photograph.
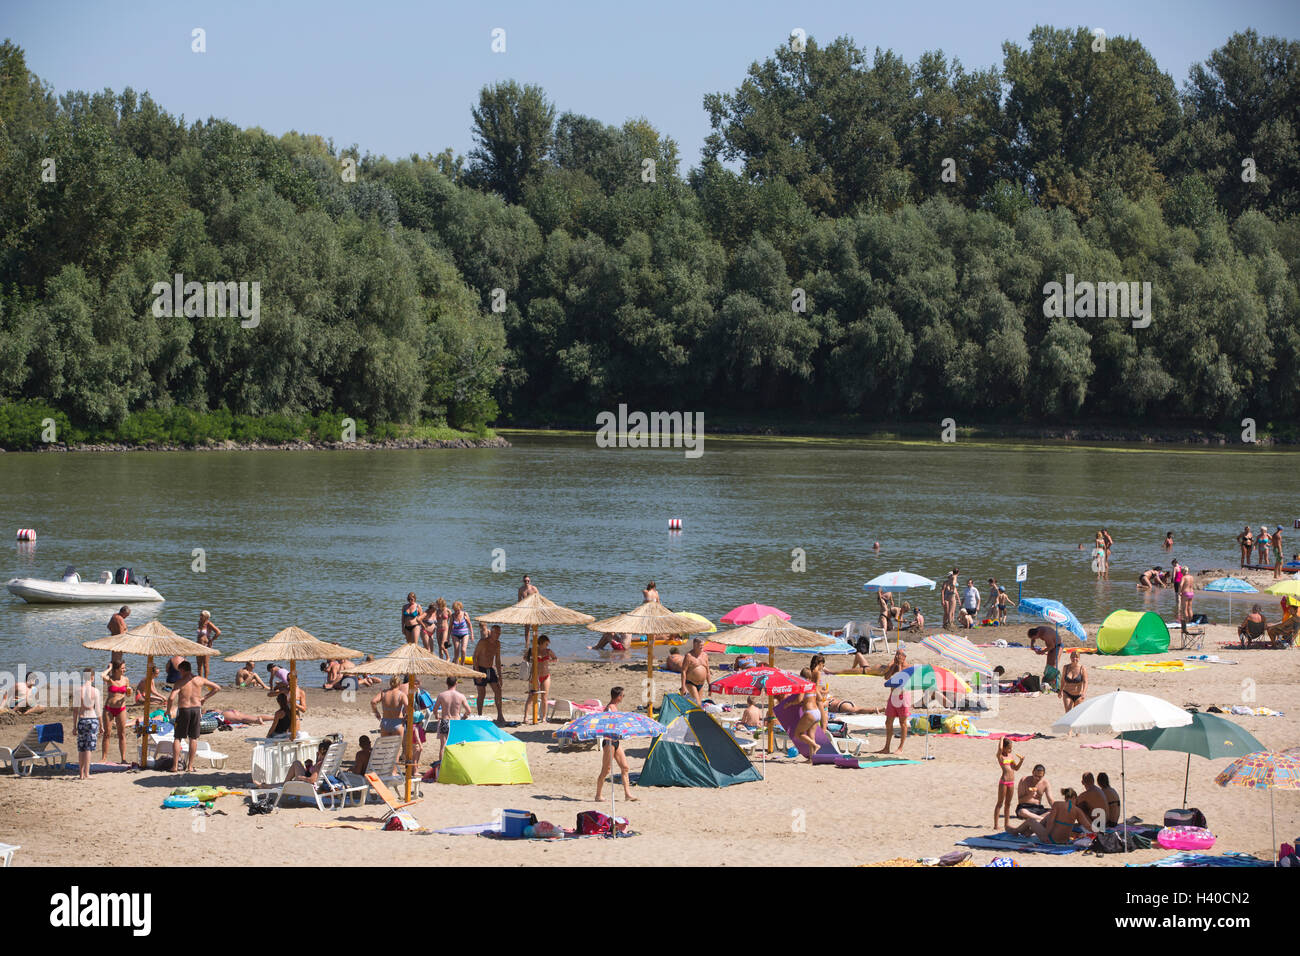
[1100,660,1206,673]
[1135,851,1272,867]
[956,832,1082,855]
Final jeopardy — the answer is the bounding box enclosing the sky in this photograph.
[5,0,1298,173]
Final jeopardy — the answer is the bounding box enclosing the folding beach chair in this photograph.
[364,772,422,825]
[0,723,66,775]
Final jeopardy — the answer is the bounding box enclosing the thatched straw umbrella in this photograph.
[83,620,213,768]
[357,643,479,801]
[587,602,712,720]
[224,626,361,739]
[477,592,595,725]
[719,613,829,752]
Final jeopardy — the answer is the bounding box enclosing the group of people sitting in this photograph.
[1237,598,1300,648]
[995,746,1121,844]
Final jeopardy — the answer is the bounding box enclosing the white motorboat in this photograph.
[6,568,164,604]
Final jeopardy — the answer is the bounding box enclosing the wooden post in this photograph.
[140,655,154,768]
[766,647,775,754]
[529,626,539,724]
[288,661,299,739]
[646,643,654,720]
[405,673,415,802]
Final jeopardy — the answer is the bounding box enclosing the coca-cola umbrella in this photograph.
[709,666,813,698]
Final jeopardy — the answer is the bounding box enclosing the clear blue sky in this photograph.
[6,0,1297,171]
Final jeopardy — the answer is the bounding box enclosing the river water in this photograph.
[1,434,1295,679]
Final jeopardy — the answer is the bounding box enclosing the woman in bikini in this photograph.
[1179,573,1196,633]
[418,602,439,654]
[1012,787,1092,844]
[433,597,451,659]
[594,686,637,804]
[401,593,421,644]
[449,601,473,663]
[100,659,131,763]
[993,738,1024,830]
[941,568,958,629]
[1060,650,1087,713]
[642,581,659,603]
[793,656,828,764]
[529,635,558,722]
[196,610,220,679]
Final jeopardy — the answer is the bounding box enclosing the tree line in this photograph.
[0,26,1297,445]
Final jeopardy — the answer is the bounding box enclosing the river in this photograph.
[1,434,1295,678]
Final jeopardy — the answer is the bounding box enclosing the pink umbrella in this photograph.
[721,603,791,626]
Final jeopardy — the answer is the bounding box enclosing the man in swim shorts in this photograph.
[1015,764,1052,822]
[433,677,471,760]
[681,637,710,705]
[166,661,220,772]
[1027,626,1060,691]
[472,622,505,723]
[877,674,910,755]
[73,667,102,779]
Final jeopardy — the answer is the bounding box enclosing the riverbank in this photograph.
[2,620,1295,868]
[15,435,510,453]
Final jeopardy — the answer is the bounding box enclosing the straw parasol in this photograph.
[478,592,595,725]
[356,643,478,801]
[224,626,361,740]
[587,602,712,720]
[83,620,213,768]
[719,613,829,752]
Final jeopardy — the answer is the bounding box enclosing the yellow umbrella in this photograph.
[224,626,361,739]
[354,643,478,801]
[1266,580,1300,598]
[83,620,213,768]
[587,602,712,720]
[477,592,594,725]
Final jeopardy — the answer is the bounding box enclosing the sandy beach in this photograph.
[3,592,1297,868]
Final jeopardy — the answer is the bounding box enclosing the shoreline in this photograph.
[5,436,511,454]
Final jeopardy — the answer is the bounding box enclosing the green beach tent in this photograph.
[655,692,698,727]
[439,720,532,785]
[638,706,762,788]
[1096,610,1170,656]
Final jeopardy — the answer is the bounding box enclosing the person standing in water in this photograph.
[449,601,473,662]
[401,593,422,644]
[1237,525,1254,568]
[643,581,659,603]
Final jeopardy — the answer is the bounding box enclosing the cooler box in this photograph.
[502,809,531,838]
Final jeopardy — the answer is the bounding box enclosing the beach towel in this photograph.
[1134,851,1271,868]
[840,757,919,768]
[295,821,386,831]
[933,731,1036,741]
[1100,660,1206,673]
[433,822,500,835]
[477,828,637,841]
[956,832,1082,855]
[1184,655,1238,665]
[1081,740,1148,750]
[1229,705,1285,717]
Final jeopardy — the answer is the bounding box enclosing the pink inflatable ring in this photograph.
[1157,826,1216,850]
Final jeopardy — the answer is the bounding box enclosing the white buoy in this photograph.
[15,528,35,541]
[668,518,682,530]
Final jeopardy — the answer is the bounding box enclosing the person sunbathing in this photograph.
[825,695,881,715]
[590,632,627,652]
[220,709,273,726]
[662,647,684,672]
[1008,787,1092,844]
[1239,605,1268,646]
[1015,765,1052,823]
[352,735,372,775]
[737,697,764,730]
[284,741,332,785]
[1097,772,1121,828]
[235,663,268,689]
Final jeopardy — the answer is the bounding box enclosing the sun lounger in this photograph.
[550,698,602,722]
[273,740,367,810]
[0,723,66,775]
[364,772,422,824]
[151,736,229,770]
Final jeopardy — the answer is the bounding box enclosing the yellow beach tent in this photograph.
[1096,610,1170,656]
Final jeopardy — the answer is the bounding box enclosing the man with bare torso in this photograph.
[166,662,220,772]
[1028,626,1061,691]
[1016,764,1053,822]
[1077,772,1108,831]
[433,677,471,759]
[681,637,710,705]
[472,622,505,723]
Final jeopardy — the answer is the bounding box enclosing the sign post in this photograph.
[1016,563,1028,604]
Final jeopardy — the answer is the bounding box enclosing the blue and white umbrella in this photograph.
[1203,576,1258,618]
[1018,597,1087,641]
[782,635,857,655]
[555,709,665,826]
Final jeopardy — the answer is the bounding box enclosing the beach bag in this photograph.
[1019,674,1040,693]
[1164,807,1207,829]
[1089,830,1151,854]
[577,811,627,836]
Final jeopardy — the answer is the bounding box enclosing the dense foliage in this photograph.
[1,26,1297,443]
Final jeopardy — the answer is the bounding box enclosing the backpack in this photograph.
[1164,807,1207,829]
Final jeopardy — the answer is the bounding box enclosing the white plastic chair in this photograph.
[274,740,366,810]
[0,724,66,775]
[0,843,19,867]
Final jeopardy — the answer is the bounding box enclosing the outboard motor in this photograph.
[114,567,133,585]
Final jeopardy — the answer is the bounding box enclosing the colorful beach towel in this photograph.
[956,832,1082,855]
[1134,851,1272,867]
[1100,660,1206,673]
[1184,655,1238,665]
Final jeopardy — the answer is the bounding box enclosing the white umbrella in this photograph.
[1052,690,1193,850]
[863,570,935,648]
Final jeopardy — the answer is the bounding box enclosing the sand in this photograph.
[2,619,1297,868]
